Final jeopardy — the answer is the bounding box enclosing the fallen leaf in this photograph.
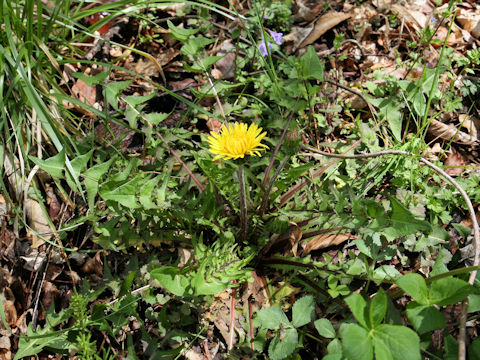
[390,3,427,33]
[298,12,352,50]
[427,119,479,147]
[72,78,97,105]
[260,222,302,257]
[444,147,466,177]
[457,8,480,39]
[302,233,353,255]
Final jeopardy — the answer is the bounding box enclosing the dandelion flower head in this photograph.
[207,122,269,161]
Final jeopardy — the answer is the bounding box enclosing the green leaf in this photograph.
[340,323,373,360]
[327,338,342,354]
[66,149,93,191]
[374,324,420,360]
[105,81,131,110]
[345,293,369,329]
[151,267,189,296]
[99,175,142,209]
[292,296,315,327]
[444,332,458,360]
[396,273,428,305]
[256,306,290,330]
[405,302,445,334]
[84,157,114,210]
[384,197,431,237]
[167,20,198,41]
[144,112,170,125]
[138,176,159,209]
[468,294,480,313]
[429,277,473,306]
[72,71,109,86]
[14,325,68,360]
[314,318,336,339]
[468,336,480,360]
[370,289,387,328]
[300,45,324,81]
[29,149,65,178]
[372,335,394,360]
[268,327,298,360]
[370,97,403,142]
[181,36,216,56]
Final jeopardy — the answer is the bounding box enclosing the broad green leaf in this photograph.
[167,20,198,41]
[374,324,420,360]
[29,149,65,178]
[99,175,141,209]
[327,338,342,354]
[370,289,387,327]
[429,277,473,306]
[323,355,342,360]
[66,149,93,191]
[444,332,458,360]
[14,325,68,360]
[345,293,369,329]
[468,337,480,360]
[268,327,298,360]
[292,296,315,327]
[340,323,373,360]
[144,112,170,125]
[72,71,109,86]
[191,269,228,296]
[300,45,324,81]
[370,97,403,142]
[406,302,445,334]
[372,335,394,360]
[256,306,290,330]
[123,93,156,108]
[468,294,480,313]
[105,81,131,110]
[139,176,159,209]
[151,267,189,296]
[314,318,336,339]
[384,197,431,237]
[396,273,428,305]
[181,36,216,56]
[84,157,114,210]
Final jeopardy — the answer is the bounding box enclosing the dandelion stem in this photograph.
[238,164,248,242]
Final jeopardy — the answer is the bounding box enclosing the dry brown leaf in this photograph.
[72,78,97,105]
[444,147,466,177]
[260,222,302,257]
[302,233,353,255]
[459,114,478,139]
[0,335,11,360]
[427,119,479,147]
[293,0,324,22]
[390,4,427,33]
[3,153,52,248]
[214,41,235,79]
[298,12,352,50]
[2,300,16,328]
[457,8,480,39]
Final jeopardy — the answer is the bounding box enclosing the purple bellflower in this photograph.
[258,30,283,56]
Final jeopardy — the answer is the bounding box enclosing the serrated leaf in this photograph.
[139,176,159,209]
[29,149,65,178]
[315,318,336,339]
[84,157,115,210]
[66,150,93,191]
[99,175,142,209]
[105,81,131,110]
[268,327,298,360]
[144,112,170,125]
[151,267,189,296]
[292,296,315,327]
[256,306,290,330]
[384,197,431,238]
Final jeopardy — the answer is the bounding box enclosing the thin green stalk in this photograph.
[238,164,248,242]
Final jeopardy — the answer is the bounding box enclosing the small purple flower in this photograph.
[268,30,283,45]
[258,38,273,56]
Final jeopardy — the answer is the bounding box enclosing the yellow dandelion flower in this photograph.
[207,122,269,161]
